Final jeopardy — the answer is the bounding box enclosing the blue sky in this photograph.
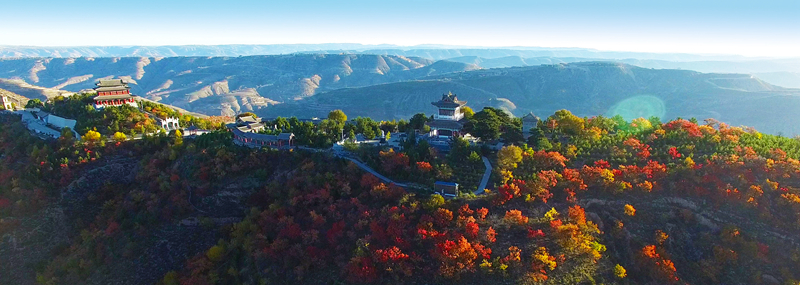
[1,0,798,57]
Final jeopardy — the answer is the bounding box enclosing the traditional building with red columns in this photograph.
[93,79,138,109]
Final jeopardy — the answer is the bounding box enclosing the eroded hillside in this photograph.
[0,55,479,116]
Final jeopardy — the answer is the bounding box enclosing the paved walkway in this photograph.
[331,148,487,194]
[297,146,407,187]
[475,156,493,195]
[337,155,407,188]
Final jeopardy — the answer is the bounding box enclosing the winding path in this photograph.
[298,146,490,194]
[475,156,492,195]
[296,146,407,187]
[338,155,407,188]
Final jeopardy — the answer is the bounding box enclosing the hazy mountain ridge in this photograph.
[754,71,800,88]
[3,54,800,135]
[263,62,800,135]
[443,56,800,75]
[0,54,479,116]
[1,45,764,61]
[0,44,401,58]
[440,55,800,88]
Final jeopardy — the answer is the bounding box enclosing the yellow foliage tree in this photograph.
[460,106,475,119]
[532,247,557,270]
[82,129,102,142]
[328,109,347,123]
[498,145,523,170]
[206,245,224,262]
[544,207,559,221]
[614,264,627,279]
[425,194,446,210]
[655,230,669,245]
[173,129,183,146]
[684,157,695,168]
[549,109,585,135]
[500,169,514,184]
[631,117,653,131]
[112,132,127,142]
[624,204,636,216]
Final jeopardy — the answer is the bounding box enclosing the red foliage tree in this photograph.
[486,227,497,243]
[476,207,489,220]
[434,237,479,278]
[416,161,433,172]
[465,222,479,239]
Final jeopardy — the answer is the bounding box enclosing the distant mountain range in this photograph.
[3,45,799,87]
[1,49,799,135]
[441,56,800,88]
[0,44,769,61]
[0,54,479,116]
[263,62,800,135]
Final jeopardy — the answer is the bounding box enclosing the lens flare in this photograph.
[605,95,666,121]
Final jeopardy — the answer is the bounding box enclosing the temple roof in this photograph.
[522,112,540,121]
[426,119,465,130]
[96,79,127,87]
[431,92,467,108]
[236,116,258,124]
[94,94,134,100]
[229,125,294,142]
[95,86,130,92]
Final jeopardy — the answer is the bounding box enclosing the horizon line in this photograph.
[1,43,790,59]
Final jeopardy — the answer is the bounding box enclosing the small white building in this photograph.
[0,96,13,110]
[43,113,77,131]
[20,110,79,139]
[434,181,459,197]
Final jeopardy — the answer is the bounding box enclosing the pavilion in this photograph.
[426,92,468,139]
[93,79,138,109]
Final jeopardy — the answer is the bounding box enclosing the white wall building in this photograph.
[1,96,13,110]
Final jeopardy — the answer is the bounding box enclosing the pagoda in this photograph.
[426,92,468,138]
[93,79,138,109]
[522,112,540,139]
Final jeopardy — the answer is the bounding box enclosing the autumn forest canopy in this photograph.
[1,101,800,285]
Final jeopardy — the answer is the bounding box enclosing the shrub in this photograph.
[614,264,627,279]
[624,204,636,216]
[206,245,224,262]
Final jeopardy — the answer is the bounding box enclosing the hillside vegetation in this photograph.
[2,97,800,284]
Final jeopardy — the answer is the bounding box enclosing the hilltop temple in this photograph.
[426,92,468,139]
[522,112,540,139]
[227,115,295,148]
[93,79,138,109]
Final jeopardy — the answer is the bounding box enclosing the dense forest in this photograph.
[26,94,227,137]
[1,101,800,285]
